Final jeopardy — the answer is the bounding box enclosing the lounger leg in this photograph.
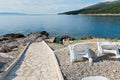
[97,42,103,56]
[89,58,93,62]
[115,48,120,58]
[97,50,103,56]
[70,54,74,63]
[68,46,75,63]
[86,49,93,63]
[70,52,75,64]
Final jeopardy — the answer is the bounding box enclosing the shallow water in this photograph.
[0,15,120,39]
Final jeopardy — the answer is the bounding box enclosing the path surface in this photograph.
[5,41,59,80]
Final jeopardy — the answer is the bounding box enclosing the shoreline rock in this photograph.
[0,32,119,53]
[60,35,75,41]
[81,36,96,40]
[0,31,52,53]
[3,33,25,40]
[0,31,51,73]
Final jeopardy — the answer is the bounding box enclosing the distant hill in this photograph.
[59,0,120,15]
[0,12,28,15]
[0,12,45,15]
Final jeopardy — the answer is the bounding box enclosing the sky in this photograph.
[0,0,116,14]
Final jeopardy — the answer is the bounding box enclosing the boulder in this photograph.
[36,37,43,42]
[81,36,95,40]
[60,35,75,45]
[18,39,27,46]
[1,38,9,41]
[45,36,56,43]
[40,31,49,37]
[60,35,75,41]
[42,35,48,39]
[3,33,25,39]
[0,44,11,53]
[28,33,42,41]
[8,41,18,49]
[0,40,19,53]
[28,31,49,41]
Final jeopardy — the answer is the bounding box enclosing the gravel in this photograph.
[49,43,120,80]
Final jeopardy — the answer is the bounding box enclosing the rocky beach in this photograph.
[0,31,55,73]
[0,31,120,80]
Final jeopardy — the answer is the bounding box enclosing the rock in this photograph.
[60,35,75,41]
[0,40,19,53]
[12,48,18,51]
[0,43,2,47]
[81,36,95,40]
[8,41,19,49]
[36,37,43,42]
[17,39,27,47]
[0,44,11,53]
[113,70,117,73]
[28,33,42,41]
[40,31,49,37]
[1,38,10,41]
[45,36,56,43]
[42,35,48,39]
[28,31,49,41]
[0,53,14,59]
[60,35,75,45]
[3,33,25,39]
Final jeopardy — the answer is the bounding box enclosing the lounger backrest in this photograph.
[98,42,116,50]
[73,43,90,52]
[98,42,110,45]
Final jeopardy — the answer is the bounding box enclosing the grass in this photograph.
[72,38,120,43]
[48,38,120,46]
[47,42,63,46]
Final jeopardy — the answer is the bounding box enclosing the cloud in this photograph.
[0,0,115,14]
[0,0,87,13]
[103,0,117,1]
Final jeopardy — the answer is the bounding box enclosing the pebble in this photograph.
[51,43,120,80]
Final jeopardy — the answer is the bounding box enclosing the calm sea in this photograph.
[0,15,120,39]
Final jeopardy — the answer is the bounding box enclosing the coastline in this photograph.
[59,13,120,16]
[78,14,120,16]
[0,31,120,80]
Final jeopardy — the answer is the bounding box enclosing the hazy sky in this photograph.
[0,0,116,14]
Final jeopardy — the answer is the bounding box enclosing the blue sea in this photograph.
[0,15,120,39]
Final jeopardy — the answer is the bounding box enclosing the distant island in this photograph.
[0,12,28,15]
[59,0,120,15]
[0,12,46,15]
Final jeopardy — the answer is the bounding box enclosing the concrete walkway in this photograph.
[4,41,60,80]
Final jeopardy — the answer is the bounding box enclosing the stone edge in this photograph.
[43,41,64,80]
[0,42,32,80]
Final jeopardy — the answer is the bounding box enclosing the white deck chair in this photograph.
[82,76,108,80]
[97,42,120,58]
[68,43,93,63]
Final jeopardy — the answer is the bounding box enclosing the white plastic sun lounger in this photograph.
[82,76,108,80]
[68,43,93,63]
[97,42,120,58]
